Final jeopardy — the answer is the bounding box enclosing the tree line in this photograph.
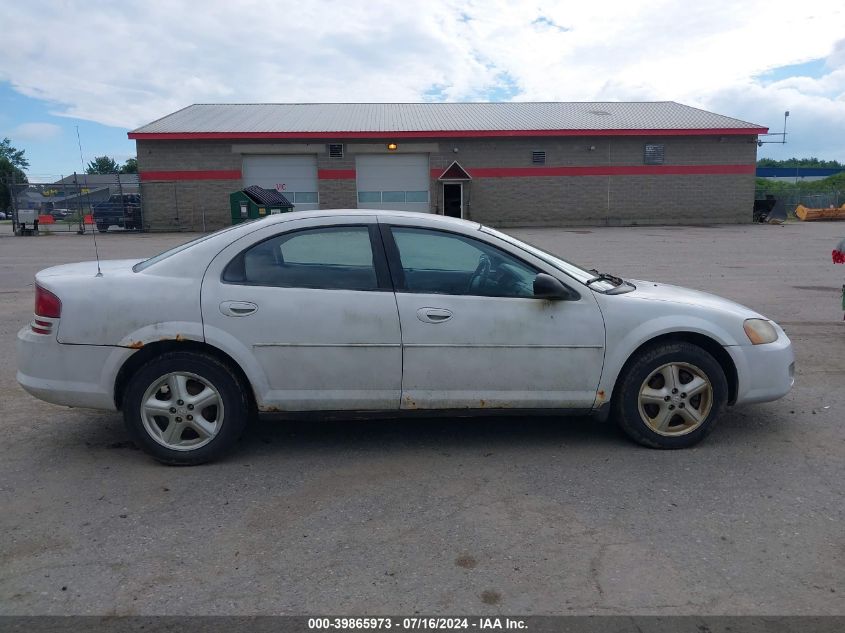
[0,138,29,212]
[755,158,845,198]
[85,155,138,175]
[757,157,844,169]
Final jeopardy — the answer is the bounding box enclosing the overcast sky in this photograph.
[1,0,843,179]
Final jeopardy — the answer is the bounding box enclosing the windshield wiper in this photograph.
[586,271,624,286]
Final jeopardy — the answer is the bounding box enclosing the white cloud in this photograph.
[9,122,62,141]
[1,0,843,158]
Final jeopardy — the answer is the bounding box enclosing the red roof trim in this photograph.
[139,170,241,181]
[129,127,767,140]
[470,164,755,177]
[318,169,356,180]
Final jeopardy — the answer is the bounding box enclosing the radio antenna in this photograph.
[76,126,102,277]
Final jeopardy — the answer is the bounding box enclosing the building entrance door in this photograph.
[443,183,462,218]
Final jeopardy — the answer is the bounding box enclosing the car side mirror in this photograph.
[533,273,573,300]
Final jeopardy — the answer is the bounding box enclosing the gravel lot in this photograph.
[0,222,842,615]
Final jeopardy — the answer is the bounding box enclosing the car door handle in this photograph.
[220,301,258,317]
[417,307,453,324]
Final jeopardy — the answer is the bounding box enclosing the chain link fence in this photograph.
[2,172,143,234]
[755,183,843,218]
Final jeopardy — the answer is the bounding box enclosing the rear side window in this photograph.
[223,226,379,291]
[134,222,250,272]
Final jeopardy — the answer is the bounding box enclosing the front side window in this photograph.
[390,227,538,298]
[224,226,378,290]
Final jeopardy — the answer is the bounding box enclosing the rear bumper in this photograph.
[16,327,135,410]
[727,330,795,405]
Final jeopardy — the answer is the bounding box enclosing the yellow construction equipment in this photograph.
[795,203,845,221]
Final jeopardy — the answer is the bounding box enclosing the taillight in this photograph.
[34,285,61,318]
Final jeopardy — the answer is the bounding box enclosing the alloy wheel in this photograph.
[637,362,713,436]
[139,372,224,451]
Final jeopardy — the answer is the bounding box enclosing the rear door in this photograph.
[201,216,401,411]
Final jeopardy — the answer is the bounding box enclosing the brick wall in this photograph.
[136,135,757,231]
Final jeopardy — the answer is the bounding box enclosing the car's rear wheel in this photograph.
[96,223,108,233]
[122,351,249,465]
[612,341,728,449]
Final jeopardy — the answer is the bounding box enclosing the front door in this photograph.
[443,183,462,218]
[381,223,606,410]
[201,216,402,411]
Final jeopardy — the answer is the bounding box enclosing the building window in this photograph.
[294,192,318,204]
[382,191,406,203]
[329,144,344,158]
[405,191,429,203]
[644,144,665,165]
[358,191,429,204]
[532,150,546,164]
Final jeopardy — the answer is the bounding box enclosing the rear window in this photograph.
[133,222,254,272]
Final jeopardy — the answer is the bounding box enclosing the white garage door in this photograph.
[242,155,318,211]
[356,154,430,213]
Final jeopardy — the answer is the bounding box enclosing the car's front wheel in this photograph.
[612,341,728,449]
[122,351,250,465]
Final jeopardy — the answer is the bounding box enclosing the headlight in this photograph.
[743,318,778,345]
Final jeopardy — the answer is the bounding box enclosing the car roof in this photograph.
[138,209,483,276]
[253,208,481,229]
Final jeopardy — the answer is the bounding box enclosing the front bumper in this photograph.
[727,328,795,405]
[17,327,135,410]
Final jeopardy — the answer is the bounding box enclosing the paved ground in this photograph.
[0,222,842,616]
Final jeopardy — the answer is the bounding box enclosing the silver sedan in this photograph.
[17,210,794,464]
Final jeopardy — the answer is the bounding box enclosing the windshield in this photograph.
[133,222,254,272]
[480,227,599,285]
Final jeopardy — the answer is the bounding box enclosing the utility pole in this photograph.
[10,170,19,234]
[116,170,125,228]
[74,172,83,232]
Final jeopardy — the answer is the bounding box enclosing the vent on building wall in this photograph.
[329,144,344,158]
[532,150,546,164]
[644,144,665,165]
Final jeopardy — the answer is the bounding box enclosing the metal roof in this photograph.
[54,174,140,186]
[130,102,767,138]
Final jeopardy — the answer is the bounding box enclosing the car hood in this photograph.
[624,279,764,319]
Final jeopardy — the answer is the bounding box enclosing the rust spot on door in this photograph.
[127,341,144,349]
[595,389,606,404]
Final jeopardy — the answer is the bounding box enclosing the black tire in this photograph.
[97,223,108,233]
[612,341,728,449]
[122,351,250,465]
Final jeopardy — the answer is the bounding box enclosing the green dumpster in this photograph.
[230,186,294,224]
